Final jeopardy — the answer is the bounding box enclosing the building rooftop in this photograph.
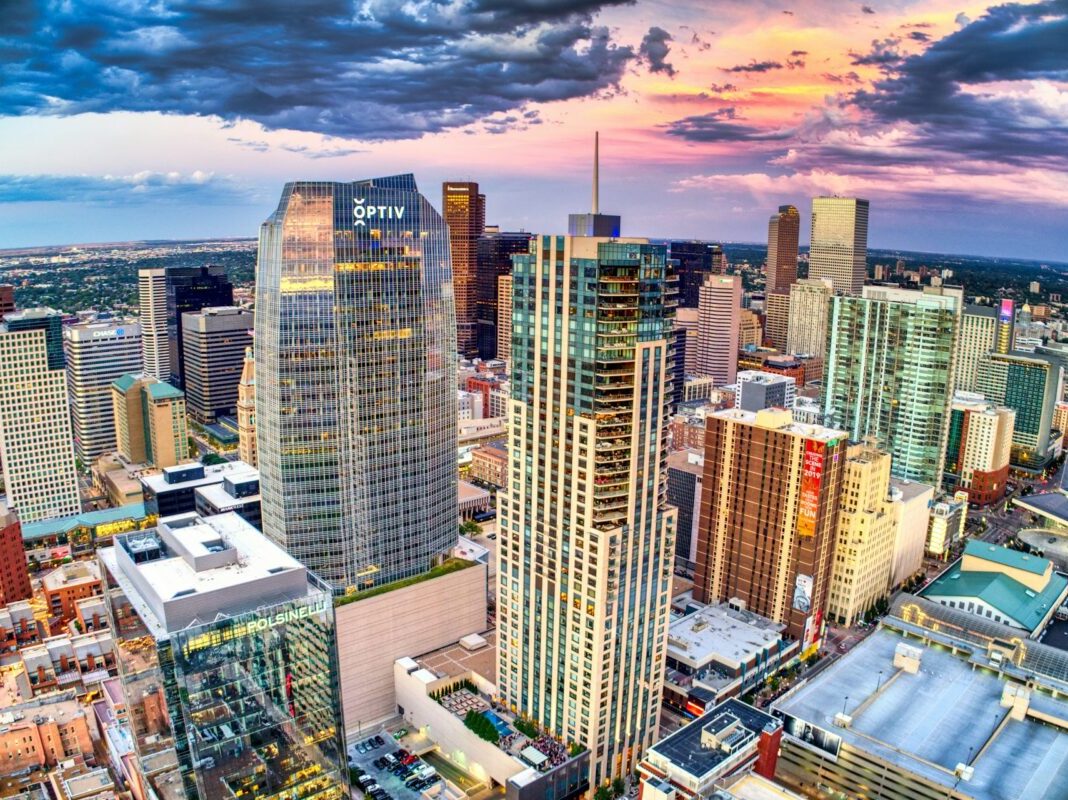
[143,381,183,401]
[459,480,491,503]
[668,603,786,670]
[711,407,846,442]
[415,629,498,684]
[666,448,703,476]
[111,374,138,393]
[1015,489,1068,527]
[21,503,149,542]
[773,626,1068,800]
[140,460,255,494]
[42,561,101,592]
[194,481,260,510]
[888,476,935,503]
[921,564,1068,633]
[964,540,1049,576]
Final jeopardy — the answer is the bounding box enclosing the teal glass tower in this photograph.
[255,176,458,592]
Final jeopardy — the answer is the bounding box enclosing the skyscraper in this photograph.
[497,234,677,784]
[954,305,998,393]
[696,274,741,384]
[809,197,869,295]
[786,278,833,357]
[111,374,189,468]
[256,176,457,592]
[567,132,622,238]
[475,230,531,360]
[166,264,233,388]
[64,320,143,465]
[764,291,790,351]
[669,242,726,308]
[944,393,1015,504]
[237,347,257,467]
[996,298,1015,354]
[138,268,170,380]
[443,181,486,358]
[823,286,961,486]
[181,306,253,423]
[0,309,81,522]
[766,204,800,293]
[0,284,14,317]
[695,408,846,645]
[496,274,513,361]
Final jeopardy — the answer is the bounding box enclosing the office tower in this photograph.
[256,176,458,591]
[826,445,896,626]
[809,196,869,295]
[568,132,622,238]
[0,310,80,523]
[138,268,170,379]
[475,230,530,359]
[497,234,677,783]
[237,347,257,467]
[100,514,348,800]
[0,503,31,604]
[672,325,686,408]
[670,242,725,307]
[944,393,1015,505]
[888,478,934,587]
[163,265,233,388]
[739,308,763,350]
[786,278,833,357]
[766,204,800,292]
[695,408,846,645]
[111,374,188,468]
[823,286,960,486]
[697,274,741,384]
[976,349,1063,470]
[181,306,253,423]
[496,274,513,361]
[667,449,703,575]
[734,370,796,412]
[676,307,700,374]
[0,284,14,317]
[63,320,142,464]
[954,305,997,392]
[996,298,1015,353]
[765,291,790,351]
[443,182,486,358]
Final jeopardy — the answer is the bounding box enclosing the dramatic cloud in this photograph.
[850,37,904,67]
[0,0,640,141]
[0,171,254,204]
[640,26,676,76]
[725,59,783,73]
[708,83,738,94]
[907,31,931,42]
[662,108,795,143]
[861,5,876,14]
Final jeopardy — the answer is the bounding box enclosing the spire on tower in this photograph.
[593,131,600,215]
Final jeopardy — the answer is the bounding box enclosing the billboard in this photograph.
[999,298,1014,324]
[796,439,826,538]
[773,710,842,761]
[793,574,813,613]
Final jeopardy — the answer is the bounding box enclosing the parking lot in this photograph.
[347,732,443,800]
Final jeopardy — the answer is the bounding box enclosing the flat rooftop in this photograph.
[415,629,498,684]
[21,503,149,541]
[710,407,846,442]
[889,476,935,503]
[140,461,256,494]
[194,481,260,509]
[668,603,785,669]
[774,626,1068,800]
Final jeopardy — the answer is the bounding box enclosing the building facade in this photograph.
[808,196,869,296]
[954,305,997,393]
[237,348,257,467]
[669,242,725,308]
[764,291,790,351]
[695,408,846,646]
[497,274,514,361]
[823,286,960,486]
[0,284,14,317]
[181,306,253,423]
[786,278,833,358]
[138,268,170,380]
[256,176,458,592]
[443,182,486,358]
[696,275,741,385]
[944,393,1015,505]
[64,320,143,465]
[497,235,677,784]
[111,375,188,468]
[165,265,233,388]
[766,204,800,293]
[666,449,703,576]
[0,503,32,605]
[0,310,81,522]
[732,371,795,413]
[475,231,530,360]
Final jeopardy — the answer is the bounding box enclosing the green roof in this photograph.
[964,540,1048,576]
[144,381,184,400]
[111,373,138,392]
[22,503,149,541]
[921,561,1068,633]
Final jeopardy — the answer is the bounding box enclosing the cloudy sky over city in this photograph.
[1,0,1066,258]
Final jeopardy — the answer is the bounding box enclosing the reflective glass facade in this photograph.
[255,176,457,591]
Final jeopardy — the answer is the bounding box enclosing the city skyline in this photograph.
[1,1,1065,258]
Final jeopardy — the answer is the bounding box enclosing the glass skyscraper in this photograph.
[166,265,234,388]
[255,176,457,592]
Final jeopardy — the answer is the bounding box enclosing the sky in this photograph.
[1,0,1066,259]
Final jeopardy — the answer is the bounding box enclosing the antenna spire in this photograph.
[592,131,600,214]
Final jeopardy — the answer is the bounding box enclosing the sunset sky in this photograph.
[1,0,1066,258]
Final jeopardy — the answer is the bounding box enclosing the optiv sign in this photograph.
[353,197,405,228]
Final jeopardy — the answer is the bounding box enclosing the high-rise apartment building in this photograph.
[99,513,348,800]
[954,305,997,393]
[996,298,1015,353]
[697,274,741,384]
[764,291,790,351]
[63,320,142,464]
[695,408,846,645]
[475,230,530,360]
[0,285,14,317]
[237,347,257,467]
[809,197,869,295]
[496,274,513,361]
[669,242,726,308]
[138,268,170,380]
[443,181,486,358]
[823,286,960,486]
[826,445,896,627]
[256,176,457,592]
[498,235,677,783]
[111,374,188,468]
[944,392,1015,505]
[0,310,81,523]
[766,204,800,292]
[786,278,833,357]
[166,264,234,388]
[181,306,253,423]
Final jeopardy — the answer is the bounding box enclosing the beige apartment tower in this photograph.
[954,305,998,393]
[786,278,833,358]
[809,197,869,296]
[138,268,170,380]
[497,235,677,785]
[697,274,742,384]
[766,204,800,292]
[496,274,513,361]
[111,375,188,468]
[765,291,790,351]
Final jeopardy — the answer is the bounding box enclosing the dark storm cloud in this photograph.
[853,0,1068,166]
[640,26,676,76]
[861,5,876,14]
[0,0,639,141]
[907,31,931,42]
[663,108,795,142]
[0,172,254,204]
[849,37,904,67]
[725,60,783,73]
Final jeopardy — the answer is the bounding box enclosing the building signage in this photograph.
[180,598,330,657]
[772,710,842,762]
[999,299,1014,324]
[353,198,405,228]
[796,440,825,538]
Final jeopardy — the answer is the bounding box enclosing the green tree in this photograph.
[594,785,613,800]
[611,777,626,797]
[459,519,480,536]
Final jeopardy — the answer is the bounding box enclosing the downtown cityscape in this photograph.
[1,3,1068,800]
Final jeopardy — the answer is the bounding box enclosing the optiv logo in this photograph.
[353,197,405,228]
